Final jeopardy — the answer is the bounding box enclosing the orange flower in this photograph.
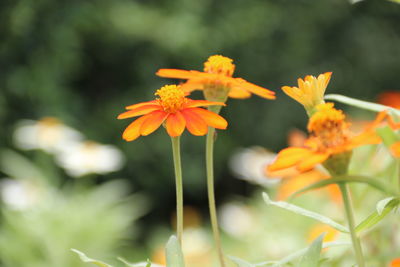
[266,130,341,203]
[282,72,332,112]
[391,142,400,158]
[156,55,275,101]
[391,258,400,267]
[117,85,228,141]
[377,91,400,109]
[268,103,385,173]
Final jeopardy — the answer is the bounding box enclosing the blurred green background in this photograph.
[0,0,399,265]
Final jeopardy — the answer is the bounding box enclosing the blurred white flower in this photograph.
[219,202,255,238]
[182,228,211,255]
[0,178,41,210]
[55,141,125,177]
[13,117,83,154]
[229,146,279,186]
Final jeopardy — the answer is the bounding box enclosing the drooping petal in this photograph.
[125,100,158,110]
[118,105,162,119]
[268,147,313,171]
[180,109,208,136]
[232,78,275,99]
[187,108,228,129]
[139,110,169,136]
[166,111,186,137]
[184,99,226,108]
[297,152,330,172]
[156,69,205,80]
[228,87,252,99]
[277,170,326,200]
[122,115,149,141]
[179,79,205,93]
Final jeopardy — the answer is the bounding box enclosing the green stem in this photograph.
[339,182,365,267]
[206,126,226,267]
[171,136,184,244]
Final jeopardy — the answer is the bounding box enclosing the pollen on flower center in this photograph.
[307,103,349,148]
[203,55,235,76]
[155,85,186,113]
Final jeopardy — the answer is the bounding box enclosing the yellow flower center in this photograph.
[203,55,235,76]
[155,85,187,113]
[307,103,349,149]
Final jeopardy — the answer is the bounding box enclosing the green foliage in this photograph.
[165,236,185,267]
[356,197,400,233]
[263,192,349,233]
[297,234,323,267]
[72,249,114,267]
[0,151,146,267]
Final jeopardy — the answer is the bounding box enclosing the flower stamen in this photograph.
[155,85,187,113]
[307,103,350,149]
[203,55,235,77]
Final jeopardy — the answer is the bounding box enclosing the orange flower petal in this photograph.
[268,147,313,171]
[179,80,205,93]
[118,105,161,119]
[166,111,186,137]
[277,170,323,200]
[297,152,330,172]
[391,142,400,158]
[185,100,226,108]
[232,78,275,99]
[181,109,208,136]
[326,184,342,204]
[156,69,204,80]
[391,258,400,267]
[122,115,149,141]
[227,87,252,99]
[139,110,168,136]
[125,100,158,110]
[187,108,228,129]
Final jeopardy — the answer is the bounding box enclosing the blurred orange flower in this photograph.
[156,55,275,100]
[307,224,338,243]
[391,142,400,158]
[118,85,227,141]
[272,169,341,203]
[282,72,331,111]
[268,103,385,173]
[391,258,400,267]
[377,91,400,109]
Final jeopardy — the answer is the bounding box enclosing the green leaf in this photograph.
[71,249,113,267]
[228,256,257,267]
[356,197,400,233]
[324,94,400,117]
[254,241,350,267]
[262,193,349,233]
[297,234,324,267]
[118,257,165,267]
[165,236,185,267]
[288,175,396,199]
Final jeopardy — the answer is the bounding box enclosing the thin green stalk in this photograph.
[206,126,225,267]
[339,182,365,267]
[171,136,183,244]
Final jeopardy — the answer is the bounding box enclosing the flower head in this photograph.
[156,55,275,102]
[268,103,385,173]
[118,85,228,141]
[282,72,332,113]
